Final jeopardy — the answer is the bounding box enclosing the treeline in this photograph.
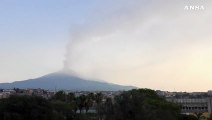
[0,89,205,120]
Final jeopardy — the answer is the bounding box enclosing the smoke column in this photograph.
[64,0,212,91]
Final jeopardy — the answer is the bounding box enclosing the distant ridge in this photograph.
[0,71,136,91]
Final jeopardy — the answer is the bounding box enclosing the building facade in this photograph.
[167,98,212,113]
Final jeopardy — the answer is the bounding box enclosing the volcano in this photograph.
[0,71,136,91]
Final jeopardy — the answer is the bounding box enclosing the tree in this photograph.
[94,92,103,119]
[54,91,66,101]
[73,97,78,114]
[85,93,94,113]
[194,112,204,120]
[76,95,86,113]
[103,89,180,120]
[95,93,103,104]
[0,95,53,120]
[50,100,74,120]
[67,92,75,102]
[102,97,114,120]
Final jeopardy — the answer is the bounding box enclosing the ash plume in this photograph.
[63,0,212,91]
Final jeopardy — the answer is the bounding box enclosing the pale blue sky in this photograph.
[0,0,97,81]
[0,0,133,82]
[1,0,212,91]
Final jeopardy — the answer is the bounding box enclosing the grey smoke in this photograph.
[63,0,212,91]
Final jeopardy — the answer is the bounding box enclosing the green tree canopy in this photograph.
[104,89,180,120]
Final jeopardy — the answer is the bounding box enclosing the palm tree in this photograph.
[54,90,66,101]
[194,112,203,120]
[95,92,103,120]
[67,92,75,102]
[103,97,114,120]
[95,93,103,105]
[73,97,78,113]
[78,95,86,113]
[85,93,95,113]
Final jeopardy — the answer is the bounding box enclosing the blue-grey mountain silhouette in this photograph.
[0,71,136,91]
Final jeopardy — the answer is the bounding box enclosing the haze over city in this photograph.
[0,0,212,92]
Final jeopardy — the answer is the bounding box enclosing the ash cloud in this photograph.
[64,0,212,91]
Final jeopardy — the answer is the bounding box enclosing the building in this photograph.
[167,98,212,113]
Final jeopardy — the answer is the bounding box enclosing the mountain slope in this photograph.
[0,72,136,91]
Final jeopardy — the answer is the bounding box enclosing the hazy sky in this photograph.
[0,0,212,91]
